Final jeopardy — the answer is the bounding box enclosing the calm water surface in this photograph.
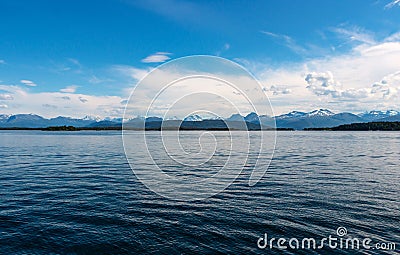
[0,131,399,254]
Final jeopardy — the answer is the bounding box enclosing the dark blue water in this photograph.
[0,131,398,254]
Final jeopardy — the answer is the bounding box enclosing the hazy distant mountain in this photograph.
[103,117,124,123]
[88,120,122,128]
[224,109,360,130]
[244,112,259,123]
[0,114,11,124]
[243,113,275,127]
[164,116,180,120]
[82,115,102,122]
[145,116,163,122]
[0,114,95,128]
[380,114,400,122]
[2,114,49,128]
[143,120,262,130]
[0,109,399,129]
[358,110,400,121]
[276,111,364,130]
[226,113,244,122]
[0,114,10,120]
[48,116,95,127]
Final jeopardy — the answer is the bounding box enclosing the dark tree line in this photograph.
[305,122,400,131]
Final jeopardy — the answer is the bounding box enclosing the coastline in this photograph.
[1,121,400,131]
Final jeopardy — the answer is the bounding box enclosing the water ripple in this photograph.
[0,131,398,254]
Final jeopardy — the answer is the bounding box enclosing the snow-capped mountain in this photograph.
[358,110,400,121]
[82,115,102,122]
[206,116,223,120]
[306,109,335,117]
[1,109,399,129]
[275,111,307,119]
[0,114,48,127]
[184,114,203,121]
[48,116,97,127]
[0,114,11,123]
[275,109,363,130]
[0,114,10,120]
[103,117,124,123]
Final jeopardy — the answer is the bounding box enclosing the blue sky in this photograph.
[1,0,400,117]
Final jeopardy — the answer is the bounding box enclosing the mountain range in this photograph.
[0,109,399,130]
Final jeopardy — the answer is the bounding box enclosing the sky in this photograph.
[0,0,400,118]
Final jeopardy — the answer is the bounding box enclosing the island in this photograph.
[304,121,400,131]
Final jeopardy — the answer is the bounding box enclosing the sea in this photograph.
[0,130,398,254]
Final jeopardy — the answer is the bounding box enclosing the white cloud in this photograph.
[0,93,13,100]
[261,30,307,55]
[88,75,112,84]
[3,26,400,117]
[305,71,342,97]
[384,32,400,42]
[371,71,400,99]
[377,71,400,87]
[304,71,370,99]
[371,83,398,99]
[0,104,8,108]
[0,84,123,118]
[333,26,375,45]
[67,58,82,67]
[89,75,102,84]
[113,33,400,116]
[118,63,275,119]
[340,88,370,99]
[216,43,231,56]
[60,85,78,93]
[141,52,172,63]
[113,65,151,81]
[20,79,37,87]
[263,85,292,95]
[251,30,400,114]
[42,104,57,109]
[79,97,88,103]
[385,0,400,9]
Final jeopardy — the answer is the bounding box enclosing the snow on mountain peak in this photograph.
[184,114,203,121]
[307,109,335,117]
[360,110,400,117]
[387,110,399,116]
[276,111,307,119]
[82,115,101,122]
[0,114,10,120]
[207,116,223,120]
[164,116,180,120]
